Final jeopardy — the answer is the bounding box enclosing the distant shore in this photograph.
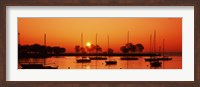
[18,53,163,58]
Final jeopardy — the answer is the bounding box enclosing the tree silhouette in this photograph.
[90,44,96,53]
[23,45,30,54]
[107,48,114,54]
[18,44,66,55]
[120,46,129,53]
[18,44,29,54]
[52,46,65,54]
[95,45,102,53]
[75,45,81,53]
[80,47,86,53]
[30,44,40,54]
[60,48,66,54]
[126,43,136,53]
[76,44,102,54]
[85,44,97,53]
[46,46,53,54]
[120,42,144,53]
[39,45,47,54]
[135,43,144,52]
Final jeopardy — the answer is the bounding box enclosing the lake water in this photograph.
[18,56,182,69]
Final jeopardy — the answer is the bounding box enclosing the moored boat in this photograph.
[76,58,91,63]
[121,57,138,60]
[105,35,117,65]
[89,56,107,60]
[157,56,172,60]
[105,60,117,65]
[145,58,159,61]
[150,61,162,67]
[21,64,58,69]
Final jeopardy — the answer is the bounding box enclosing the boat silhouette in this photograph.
[105,35,117,65]
[105,60,117,65]
[150,61,162,67]
[145,58,159,61]
[76,58,91,63]
[76,33,91,63]
[21,64,58,69]
[89,33,107,60]
[89,56,107,60]
[157,39,172,61]
[157,56,172,60]
[145,31,162,67]
[121,57,138,60]
[145,31,161,62]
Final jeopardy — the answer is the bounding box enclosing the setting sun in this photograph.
[86,42,91,47]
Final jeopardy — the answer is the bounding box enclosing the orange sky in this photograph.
[18,18,182,53]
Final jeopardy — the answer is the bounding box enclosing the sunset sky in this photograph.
[18,18,182,53]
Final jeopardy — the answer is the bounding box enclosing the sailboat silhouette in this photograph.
[89,33,107,60]
[157,39,172,60]
[105,35,117,65]
[76,33,91,63]
[149,30,161,67]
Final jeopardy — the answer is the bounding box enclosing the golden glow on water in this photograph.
[18,56,182,69]
[86,65,91,69]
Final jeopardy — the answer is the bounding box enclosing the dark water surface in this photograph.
[18,56,182,69]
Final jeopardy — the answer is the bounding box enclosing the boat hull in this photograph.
[150,62,162,67]
[89,57,107,60]
[121,57,138,60]
[21,64,58,69]
[145,58,159,61]
[76,59,91,63]
[105,61,117,65]
[157,57,172,60]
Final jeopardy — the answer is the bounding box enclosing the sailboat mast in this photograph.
[163,39,165,56]
[108,35,109,50]
[127,31,129,68]
[96,33,97,53]
[81,33,83,68]
[150,34,152,54]
[18,33,20,45]
[44,33,46,65]
[81,32,83,48]
[162,39,165,69]
[96,33,97,69]
[154,30,156,54]
[162,39,166,69]
[108,35,110,61]
[159,46,161,55]
[44,33,46,46]
[127,31,129,44]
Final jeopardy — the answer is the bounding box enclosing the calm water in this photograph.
[18,56,182,69]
